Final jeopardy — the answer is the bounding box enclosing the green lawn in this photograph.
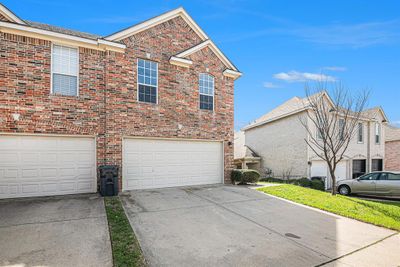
[104,197,146,267]
[257,184,400,231]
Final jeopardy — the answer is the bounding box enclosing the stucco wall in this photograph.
[245,112,308,178]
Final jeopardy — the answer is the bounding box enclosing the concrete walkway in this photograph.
[0,194,112,267]
[121,185,398,267]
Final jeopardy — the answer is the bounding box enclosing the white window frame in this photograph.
[199,73,215,111]
[375,123,381,144]
[357,122,364,144]
[316,127,323,140]
[50,43,79,96]
[136,58,158,104]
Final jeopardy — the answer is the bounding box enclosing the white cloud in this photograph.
[290,20,400,48]
[391,121,400,127]
[322,66,347,72]
[263,82,281,88]
[273,71,336,82]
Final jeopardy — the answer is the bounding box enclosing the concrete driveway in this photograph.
[0,194,112,267]
[121,185,399,267]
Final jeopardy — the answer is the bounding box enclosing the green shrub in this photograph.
[292,178,311,187]
[231,169,261,184]
[231,169,243,184]
[310,179,325,191]
[260,177,285,183]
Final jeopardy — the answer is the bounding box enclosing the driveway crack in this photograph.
[314,232,399,267]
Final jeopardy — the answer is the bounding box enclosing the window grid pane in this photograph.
[138,59,158,103]
[52,45,78,96]
[199,73,214,110]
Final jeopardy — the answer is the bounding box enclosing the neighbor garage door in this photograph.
[311,160,348,189]
[123,138,223,190]
[0,135,96,199]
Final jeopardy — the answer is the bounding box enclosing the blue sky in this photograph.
[5,0,400,129]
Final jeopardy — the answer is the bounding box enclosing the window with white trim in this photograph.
[51,45,79,96]
[375,123,381,144]
[199,73,214,111]
[338,119,345,140]
[137,59,158,104]
[357,122,363,143]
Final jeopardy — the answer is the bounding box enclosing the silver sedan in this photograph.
[337,171,400,197]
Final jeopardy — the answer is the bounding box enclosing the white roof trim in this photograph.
[243,107,308,131]
[0,4,26,25]
[176,40,239,71]
[243,105,374,131]
[105,7,208,42]
[169,56,193,68]
[0,21,126,50]
[97,39,126,49]
[223,69,242,79]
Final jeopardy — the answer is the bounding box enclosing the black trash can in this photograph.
[99,165,119,196]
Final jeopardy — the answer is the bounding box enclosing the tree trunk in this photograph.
[330,172,337,195]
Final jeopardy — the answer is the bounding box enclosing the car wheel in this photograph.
[338,185,351,196]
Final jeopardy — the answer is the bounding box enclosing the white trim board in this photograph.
[0,4,26,25]
[175,40,239,72]
[105,7,208,42]
[0,20,125,52]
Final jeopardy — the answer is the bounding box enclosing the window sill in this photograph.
[137,100,158,105]
[50,93,79,98]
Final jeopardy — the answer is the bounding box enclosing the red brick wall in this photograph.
[385,141,400,171]
[0,16,235,188]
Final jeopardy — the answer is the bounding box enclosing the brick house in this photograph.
[385,125,400,171]
[0,4,241,199]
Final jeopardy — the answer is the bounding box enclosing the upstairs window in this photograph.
[51,45,79,96]
[138,59,158,104]
[375,123,381,144]
[338,119,345,140]
[199,73,214,111]
[357,122,364,143]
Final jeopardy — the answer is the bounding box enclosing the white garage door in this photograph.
[123,138,223,190]
[311,160,348,189]
[0,135,96,199]
[310,161,327,178]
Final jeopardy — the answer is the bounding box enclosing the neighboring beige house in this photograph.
[385,124,400,171]
[238,92,388,188]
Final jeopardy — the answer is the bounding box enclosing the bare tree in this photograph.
[299,82,369,195]
[281,167,293,183]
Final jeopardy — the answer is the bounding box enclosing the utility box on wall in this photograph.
[99,165,119,196]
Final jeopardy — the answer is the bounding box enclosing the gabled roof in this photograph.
[105,7,208,41]
[0,4,240,75]
[242,91,382,131]
[0,3,26,24]
[361,107,388,122]
[170,40,241,75]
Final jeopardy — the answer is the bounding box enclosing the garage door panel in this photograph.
[0,152,18,165]
[41,168,58,178]
[41,153,58,164]
[123,138,223,190]
[0,135,96,199]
